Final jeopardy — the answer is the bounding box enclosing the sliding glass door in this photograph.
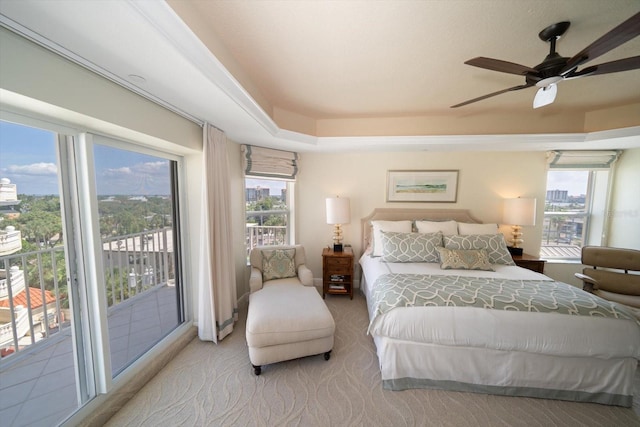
[0,117,186,425]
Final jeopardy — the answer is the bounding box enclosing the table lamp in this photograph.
[326,196,350,252]
[503,197,536,256]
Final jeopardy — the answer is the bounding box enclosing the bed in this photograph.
[359,208,640,407]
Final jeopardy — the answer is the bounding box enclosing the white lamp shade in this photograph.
[503,198,536,226]
[326,197,351,225]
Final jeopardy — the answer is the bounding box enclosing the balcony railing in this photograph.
[540,211,586,259]
[0,246,67,358]
[246,223,288,253]
[102,227,174,308]
[0,227,174,360]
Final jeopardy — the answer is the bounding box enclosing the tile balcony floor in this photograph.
[0,285,178,427]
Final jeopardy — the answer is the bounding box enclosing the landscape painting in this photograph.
[387,170,459,202]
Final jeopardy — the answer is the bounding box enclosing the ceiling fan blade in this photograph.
[567,55,640,78]
[450,84,534,108]
[465,57,538,75]
[561,12,640,75]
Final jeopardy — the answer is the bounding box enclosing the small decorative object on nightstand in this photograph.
[512,253,546,274]
[322,247,354,299]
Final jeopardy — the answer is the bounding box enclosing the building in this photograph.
[546,189,568,203]
[0,2,639,425]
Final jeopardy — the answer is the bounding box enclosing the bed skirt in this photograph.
[374,334,636,407]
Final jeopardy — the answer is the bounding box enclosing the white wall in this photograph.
[294,150,548,279]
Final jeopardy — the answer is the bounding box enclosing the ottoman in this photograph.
[246,282,335,375]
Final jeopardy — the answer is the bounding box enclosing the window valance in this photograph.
[242,145,299,180]
[547,150,622,169]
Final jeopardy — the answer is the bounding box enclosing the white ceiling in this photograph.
[1,0,639,152]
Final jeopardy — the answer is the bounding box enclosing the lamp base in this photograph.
[507,246,523,256]
[333,243,343,252]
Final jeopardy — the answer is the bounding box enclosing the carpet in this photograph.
[106,291,640,426]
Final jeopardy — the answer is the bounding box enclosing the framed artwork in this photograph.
[387,170,459,203]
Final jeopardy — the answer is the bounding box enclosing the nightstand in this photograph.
[512,253,546,274]
[322,247,354,299]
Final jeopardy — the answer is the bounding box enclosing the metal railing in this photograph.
[540,211,587,259]
[102,227,174,308]
[0,246,67,356]
[246,223,288,253]
[0,227,174,359]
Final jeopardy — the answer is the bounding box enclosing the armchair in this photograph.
[575,246,640,317]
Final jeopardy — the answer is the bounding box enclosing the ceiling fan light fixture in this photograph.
[533,84,557,109]
[535,76,563,88]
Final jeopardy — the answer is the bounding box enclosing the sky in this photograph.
[0,120,170,196]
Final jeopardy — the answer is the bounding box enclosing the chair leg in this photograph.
[252,364,262,375]
[324,350,332,361]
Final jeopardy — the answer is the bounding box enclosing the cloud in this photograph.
[104,166,133,176]
[137,161,168,174]
[6,162,58,176]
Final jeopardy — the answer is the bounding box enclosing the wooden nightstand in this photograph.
[322,247,354,299]
[512,253,546,274]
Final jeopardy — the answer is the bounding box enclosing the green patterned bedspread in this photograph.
[369,274,637,331]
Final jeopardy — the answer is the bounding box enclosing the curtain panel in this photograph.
[242,144,299,180]
[198,124,238,342]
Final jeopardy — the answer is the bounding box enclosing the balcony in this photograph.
[0,228,178,426]
[0,179,18,202]
[0,226,22,256]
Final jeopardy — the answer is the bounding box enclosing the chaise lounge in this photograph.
[245,245,335,375]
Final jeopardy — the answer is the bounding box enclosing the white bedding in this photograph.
[360,254,640,359]
[359,253,640,405]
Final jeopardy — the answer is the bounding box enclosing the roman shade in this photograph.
[547,150,622,169]
[242,145,299,180]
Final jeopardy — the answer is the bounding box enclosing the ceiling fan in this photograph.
[451,12,640,109]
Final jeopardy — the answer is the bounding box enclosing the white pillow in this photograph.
[415,220,458,236]
[371,220,412,257]
[458,222,498,235]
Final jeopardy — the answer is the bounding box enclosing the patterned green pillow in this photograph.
[443,234,515,265]
[381,231,443,263]
[437,247,494,271]
[261,248,297,281]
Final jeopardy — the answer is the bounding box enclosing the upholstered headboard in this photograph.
[360,208,482,251]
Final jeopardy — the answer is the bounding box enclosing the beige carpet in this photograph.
[106,292,640,427]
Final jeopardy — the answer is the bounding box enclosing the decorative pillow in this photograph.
[458,222,498,235]
[437,247,494,271]
[444,234,515,265]
[371,220,412,257]
[261,248,297,281]
[381,231,443,263]
[415,220,458,236]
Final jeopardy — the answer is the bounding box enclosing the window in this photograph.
[0,117,186,425]
[242,145,298,256]
[245,178,293,253]
[541,150,620,260]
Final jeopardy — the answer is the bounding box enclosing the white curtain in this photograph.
[198,124,238,342]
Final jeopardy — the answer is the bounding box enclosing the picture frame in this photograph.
[387,170,459,203]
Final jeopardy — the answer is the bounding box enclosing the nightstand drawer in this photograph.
[325,264,352,274]
[328,257,351,267]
